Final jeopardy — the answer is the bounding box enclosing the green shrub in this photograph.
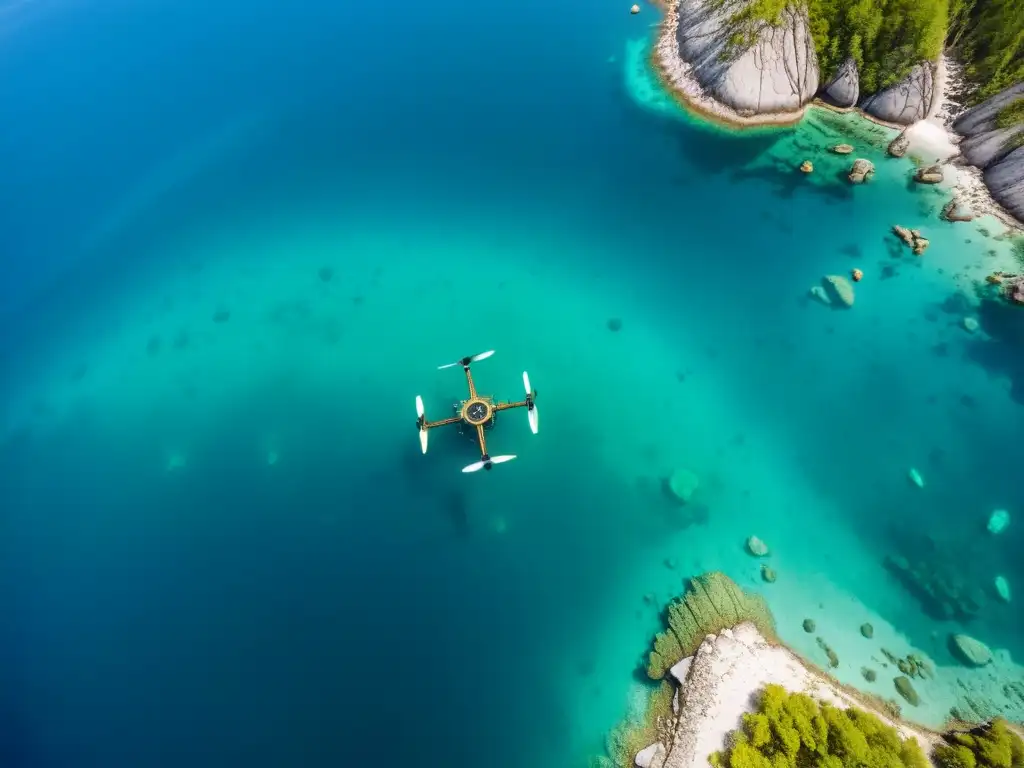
[995,99,1024,130]
[935,720,1024,768]
[712,684,931,768]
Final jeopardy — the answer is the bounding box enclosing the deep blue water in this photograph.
[3,0,1024,766]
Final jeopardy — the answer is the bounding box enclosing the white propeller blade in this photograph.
[528,405,539,435]
[416,395,428,454]
[438,350,495,370]
[523,371,532,395]
[461,454,517,473]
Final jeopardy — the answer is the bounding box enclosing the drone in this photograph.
[414,350,538,473]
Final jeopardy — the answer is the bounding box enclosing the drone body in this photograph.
[415,350,538,473]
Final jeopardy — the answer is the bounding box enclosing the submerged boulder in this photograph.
[915,164,944,184]
[888,131,910,157]
[821,56,859,108]
[822,275,854,307]
[674,0,819,115]
[848,158,875,183]
[949,633,993,667]
[861,63,937,124]
[666,468,700,503]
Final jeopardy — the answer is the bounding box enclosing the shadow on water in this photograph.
[965,292,1024,405]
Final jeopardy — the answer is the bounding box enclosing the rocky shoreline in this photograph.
[649,0,1023,231]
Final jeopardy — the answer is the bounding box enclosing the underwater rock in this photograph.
[942,199,976,222]
[908,468,924,488]
[630,3,640,12]
[862,63,937,124]
[746,535,769,556]
[821,275,854,308]
[830,143,854,155]
[892,225,929,255]
[800,160,813,173]
[949,633,993,667]
[994,575,1011,602]
[914,164,944,184]
[888,131,910,158]
[962,316,980,333]
[882,552,982,622]
[894,675,920,706]
[809,285,831,306]
[862,667,877,682]
[318,266,334,282]
[761,564,777,583]
[848,158,875,183]
[988,509,1010,534]
[666,468,699,503]
[860,622,874,639]
[816,636,839,668]
[802,618,816,633]
[645,571,774,679]
[607,317,623,332]
[213,308,231,323]
[820,56,859,108]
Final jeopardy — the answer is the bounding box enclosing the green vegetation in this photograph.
[948,0,1024,102]
[714,0,1022,106]
[604,681,674,768]
[933,719,1024,768]
[646,571,775,680]
[710,684,932,768]
[996,100,1024,130]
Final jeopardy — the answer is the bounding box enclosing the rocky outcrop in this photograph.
[861,63,937,124]
[953,82,1024,169]
[848,158,875,183]
[949,634,993,667]
[984,145,1024,222]
[889,131,909,157]
[821,56,859,108]
[674,0,819,115]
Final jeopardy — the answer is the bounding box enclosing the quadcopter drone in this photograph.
[414,350,538,473]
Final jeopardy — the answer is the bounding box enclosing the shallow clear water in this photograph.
[2,1,1024,766]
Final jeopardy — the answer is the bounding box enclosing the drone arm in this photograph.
[493,399,528,411]
[475,424,488,456]
[464,367,477,398]
[423,416,461,429]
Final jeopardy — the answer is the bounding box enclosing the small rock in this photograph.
[860,622,874,639]
[666,468,699,504]
[995,575,1011,602]
[894,675,920,706]
[831,143,854,155]
[912,237,930,256]
[848,158,875,184]
[988,509,1010,534]
[942,200,975,222]
[893,225,914,247]
[800,160,814,173]
[915,164,944,184]
[802,618,816,633]
[888,131,909,158]
[630,3,640,13]
[664,558,677,570]
[809,285,831,306]
[962,316,979,333]
[949,633,993,667]
[746,535,768,557]
[607,317,623,332]
[816,636,839,668]
[761,564,777,583]
[862,667,877,682]
[634,742,665,768]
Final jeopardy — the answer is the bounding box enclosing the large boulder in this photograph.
[983,144,1024,221]
[675,0,819,115]
[861,63,937,124]
[820,56,859,108]
[948,633,993,667]
[953,82,1024,137]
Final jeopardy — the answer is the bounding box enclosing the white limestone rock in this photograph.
[861,63,937,124]
[675,0,819,115]
[669,655,694,685]
[636,742,668,768]
[821,56,859,108]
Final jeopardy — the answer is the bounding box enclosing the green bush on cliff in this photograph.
[948,0,1024,102]
[710,684,932,768]
[995,100,1024,131]
[646,571,775,680]
[934,719,1024,768]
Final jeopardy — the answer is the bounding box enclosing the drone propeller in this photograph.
[415,395,428,454]
[438,350,495,370]
[462,454,516,473]
[522,371,539,435]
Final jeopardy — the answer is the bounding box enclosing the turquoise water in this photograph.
[2,1,1024,766]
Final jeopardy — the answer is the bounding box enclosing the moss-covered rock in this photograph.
[646,571,775,680]
[711,683,931,768]
[895,675,920,706]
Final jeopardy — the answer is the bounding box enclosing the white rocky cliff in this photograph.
[671,0,819,117]
[821,56,859,108]
[953,83,1024,221]
[862,63,938,124]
